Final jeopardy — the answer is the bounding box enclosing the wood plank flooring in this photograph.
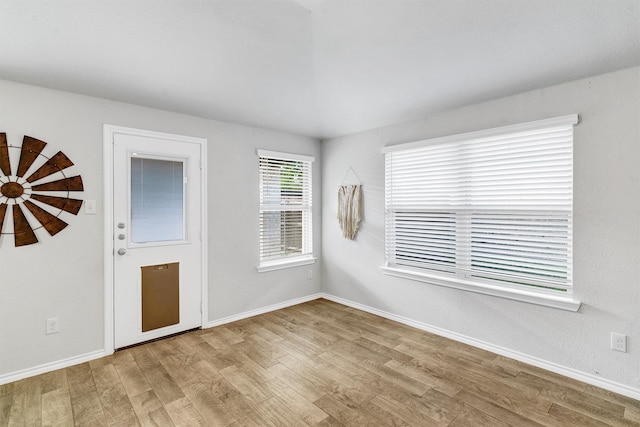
[1,299,638,426]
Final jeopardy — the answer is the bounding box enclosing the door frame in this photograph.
[103,124,208,354]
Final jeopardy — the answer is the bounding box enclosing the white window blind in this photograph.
[258,150,313,267]
[383,115,577,296]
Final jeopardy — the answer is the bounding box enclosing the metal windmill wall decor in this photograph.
[0,133,84,247]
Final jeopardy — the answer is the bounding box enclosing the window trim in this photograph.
[257,255,317,273]
[256,149,315,273]
[381,115,581,311]
[381,114,579,154]
[380,265,580,311]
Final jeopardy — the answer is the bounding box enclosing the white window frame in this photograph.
[381,115,581,311]
[256,149,315,273]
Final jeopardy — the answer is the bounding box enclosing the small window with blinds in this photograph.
[382,115,580,310]
[257,150,315,272]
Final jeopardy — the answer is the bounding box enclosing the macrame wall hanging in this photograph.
[337,167,363,240]
[0,133,84,247]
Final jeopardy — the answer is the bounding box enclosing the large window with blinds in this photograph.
[382,115,580,310]
[257,150,314,272]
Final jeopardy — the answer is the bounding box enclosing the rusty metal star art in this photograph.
[0,133,84,247]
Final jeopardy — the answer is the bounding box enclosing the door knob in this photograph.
[117,248,127,256]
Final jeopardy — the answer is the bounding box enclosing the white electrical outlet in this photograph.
[611,332,626,352]
[46,317,60,335]
[307,269,313,280]
[84,199,97,215]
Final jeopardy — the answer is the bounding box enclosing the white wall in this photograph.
[2,66,639,395]
[322,67,640,392]
[0,79,322,379]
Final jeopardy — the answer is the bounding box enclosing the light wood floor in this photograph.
[1,299,639,426]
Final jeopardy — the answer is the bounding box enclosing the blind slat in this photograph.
[259,154,313,263]
[384,115,575,293]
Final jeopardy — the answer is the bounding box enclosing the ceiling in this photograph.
[1,0,639,139]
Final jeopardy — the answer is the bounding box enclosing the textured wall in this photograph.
[321,67,640,390]
[0,79,322,378]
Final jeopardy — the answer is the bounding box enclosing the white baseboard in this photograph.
[0,350,106,386]
[1,294,323,386]
[4,293,638,402]
[320,293,640,401]
[206,293,324,328]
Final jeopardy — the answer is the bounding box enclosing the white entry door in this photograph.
[111,128,204,349]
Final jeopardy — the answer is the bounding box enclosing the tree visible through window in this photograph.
[258,150,313,267]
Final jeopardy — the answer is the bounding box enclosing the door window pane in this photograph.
[131,157,184,243]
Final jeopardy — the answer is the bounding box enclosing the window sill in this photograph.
[380,265,581,312]
[257,256,317,273]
